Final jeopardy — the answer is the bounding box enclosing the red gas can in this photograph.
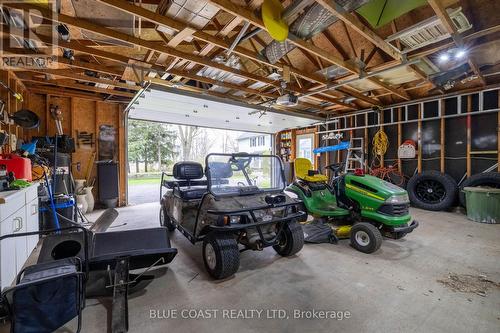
[0,154,32,181]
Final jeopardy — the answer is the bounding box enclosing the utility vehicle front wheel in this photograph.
[203,233,240,279]
[350,222,382,254]
[273,220,304,256]
[159,206,175,231]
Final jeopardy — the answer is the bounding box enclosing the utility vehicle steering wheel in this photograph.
[229,156,252,171]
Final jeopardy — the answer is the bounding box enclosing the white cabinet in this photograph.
[0,209,18,290]
[0,185,39,289]
[26,198,39,255]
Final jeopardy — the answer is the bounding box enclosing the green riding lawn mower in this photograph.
[286,158,418,253]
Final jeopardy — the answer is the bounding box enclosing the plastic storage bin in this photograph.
[463,187,500,224]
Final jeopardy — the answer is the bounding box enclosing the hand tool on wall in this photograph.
[0,79,23,102]
[50,104,64,135]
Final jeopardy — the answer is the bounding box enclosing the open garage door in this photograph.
[125,85,321,205]
[126,85,321,134]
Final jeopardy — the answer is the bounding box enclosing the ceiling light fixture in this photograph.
[438,53,450,63]
[455,49,467,59]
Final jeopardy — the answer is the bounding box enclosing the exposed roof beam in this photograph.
[6,11,357,111]
[5,3,280,89]
[206,0,409,101]
[317,0,433,92]
[427,0,486,85]
[8,31,334,111]
[93,0,373,107]
[26,85,108,101]
[21,68,140,90]
[21,77,135,97]
[316,0,402,61]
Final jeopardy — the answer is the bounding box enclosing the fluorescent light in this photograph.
[439,53,450,63]
[455,49,467,59]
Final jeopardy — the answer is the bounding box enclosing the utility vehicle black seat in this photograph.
[172,161,207,200]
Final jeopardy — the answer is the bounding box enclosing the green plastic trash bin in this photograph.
[463,187,500,224]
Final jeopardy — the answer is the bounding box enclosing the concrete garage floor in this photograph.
[5,203,500,333]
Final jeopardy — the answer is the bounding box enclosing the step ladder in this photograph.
[344,137,365,173]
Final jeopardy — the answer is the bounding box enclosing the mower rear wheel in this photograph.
[159,206,175,231]
[203,232,240,279]
[350,222,382,254]
[273,220,304,256]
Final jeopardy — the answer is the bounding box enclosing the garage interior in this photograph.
[0,0,499,332]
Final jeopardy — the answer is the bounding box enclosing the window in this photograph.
[250,136,265,147]
[296,134,314,163]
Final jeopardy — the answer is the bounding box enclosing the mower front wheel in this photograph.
[203,232,240,279]
[273,220,304,256]
[350,222,382,254]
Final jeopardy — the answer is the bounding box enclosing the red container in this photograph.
[0,154,32,181]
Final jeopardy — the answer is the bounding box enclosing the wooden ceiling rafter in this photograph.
[316,0,434,94]
[206,0,410,101]
[84,0,365,106]
[6,0,495,115]
[26,85,109,101]
[5,3,285,90]
[12,4,360,108]
[21,76,135,98]
[21,68,141,90]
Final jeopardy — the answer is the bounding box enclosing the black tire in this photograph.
[202,232,240,279]
[273,220,304,256]
[350,222,382,254]
[159,205,175,231]
[407,171,457,211]
[459,172,500,207]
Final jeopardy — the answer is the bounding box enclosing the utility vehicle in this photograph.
[160,153,305,279]
[286,158,418,253]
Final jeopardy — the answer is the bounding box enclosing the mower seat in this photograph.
[295,158,328,182]
[171,161,207,201]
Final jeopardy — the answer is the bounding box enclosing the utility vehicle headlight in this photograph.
[217,215,243,226]
[385,193,409,204]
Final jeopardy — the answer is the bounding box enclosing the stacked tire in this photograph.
[407,171,457,211]
[458,172,500,207]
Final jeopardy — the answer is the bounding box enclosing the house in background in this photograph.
[237,133,271,154]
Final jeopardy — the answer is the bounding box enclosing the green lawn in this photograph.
[128,177,161,185]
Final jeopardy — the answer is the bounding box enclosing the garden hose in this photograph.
[372,128,388,157]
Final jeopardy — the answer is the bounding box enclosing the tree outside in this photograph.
[128,120,177,173]
[127,121,272,204]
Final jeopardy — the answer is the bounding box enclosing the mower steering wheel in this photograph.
[325,163,343,173]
